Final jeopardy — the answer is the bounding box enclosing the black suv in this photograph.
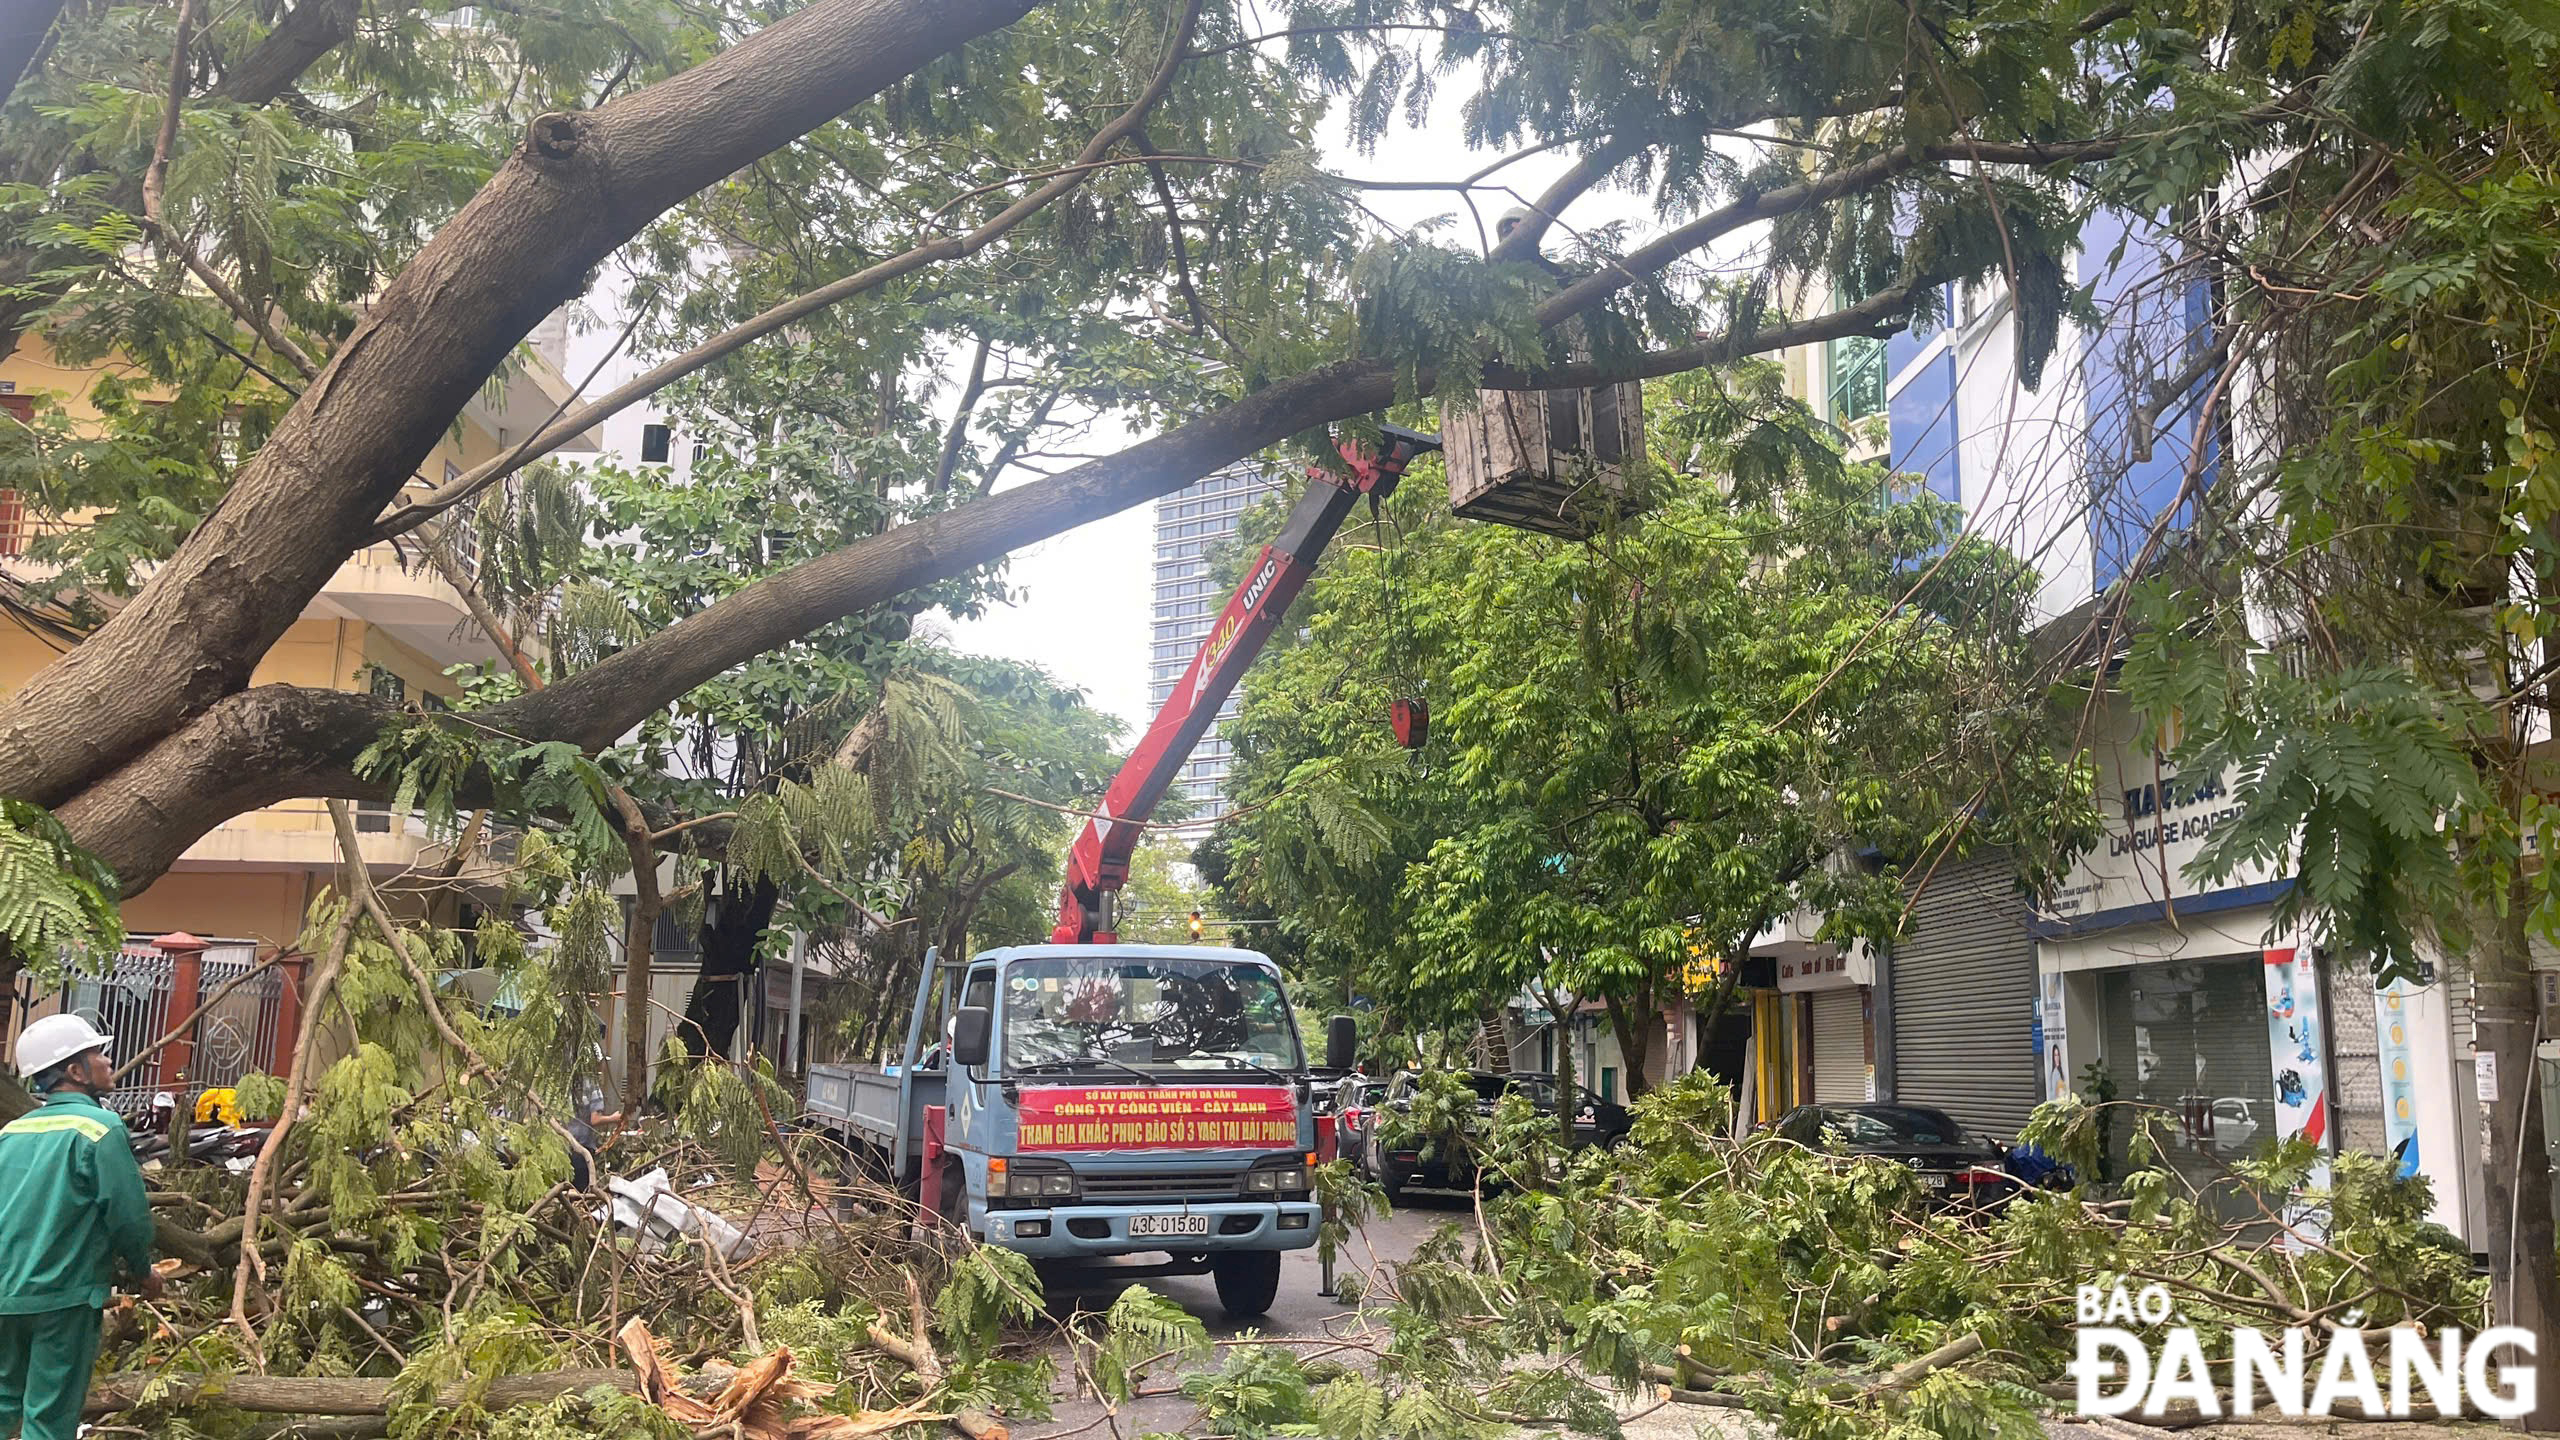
[1361,1069,1632,1198]
[1767,1103,2021,1209]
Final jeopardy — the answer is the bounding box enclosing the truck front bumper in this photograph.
[982,1201,1321,1258]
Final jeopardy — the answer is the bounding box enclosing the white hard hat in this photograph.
[16,1014,114,1078]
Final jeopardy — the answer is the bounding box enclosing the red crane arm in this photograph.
[1053,424,1441,944]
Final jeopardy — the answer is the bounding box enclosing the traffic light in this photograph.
[1188,909,1204,942]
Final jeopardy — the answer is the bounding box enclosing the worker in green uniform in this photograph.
[0,1014,160,1440]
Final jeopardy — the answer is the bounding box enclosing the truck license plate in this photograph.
[1129,1213,1210,1238]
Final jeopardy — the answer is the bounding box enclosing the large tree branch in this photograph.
[369,0,1201,542]
[1527,134,2144,331]
[204,0,367,105]
[64,293,1927,890]
[1487,131,1650,263]
[0,0,1050,810]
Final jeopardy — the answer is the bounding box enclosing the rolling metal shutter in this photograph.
[2093,956,2278,1216]
[1891,853,2042,1141]
[1810,990,1867,1104]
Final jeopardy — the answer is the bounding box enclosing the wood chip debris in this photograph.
[618,1317,949,1439]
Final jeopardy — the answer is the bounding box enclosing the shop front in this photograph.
[1744,907,1873,1124]
[2033,699,2480,1240]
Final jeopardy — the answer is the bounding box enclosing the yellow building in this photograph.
[0,327,599,950]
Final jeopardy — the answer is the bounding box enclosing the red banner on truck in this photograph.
[1016,1085,1297,1151]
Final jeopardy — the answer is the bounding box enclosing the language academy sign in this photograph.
[1018,1086,1298,1151]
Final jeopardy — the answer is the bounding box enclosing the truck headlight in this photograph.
[1245,1171,1278,1192]
[1002,1161,1074,1202]
[1275,1167,1308,1192]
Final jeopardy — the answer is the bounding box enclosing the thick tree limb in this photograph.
[0,0,1049,811]
[1486,131,1649,263]
[62,290,1920,890]
[369,0,1201,541]
[204,0,368,105]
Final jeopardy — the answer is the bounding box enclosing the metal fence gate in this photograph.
[46,934,287,1118]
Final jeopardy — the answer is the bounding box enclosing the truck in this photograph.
[807,424,1442,1315]
[809,943,1357,1315]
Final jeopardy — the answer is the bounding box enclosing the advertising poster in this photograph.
[1017,1085,1296,1151]
[2041,972,2070,1101]
[2263,948,2330,1148]
[2263,947,2332,1240]
[2375,982,2422,1180]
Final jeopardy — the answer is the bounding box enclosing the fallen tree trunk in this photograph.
[85,1367,636,1418]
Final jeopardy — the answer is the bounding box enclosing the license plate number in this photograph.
[1919,1172,1949,1190]
[1129,1213,1210,1238]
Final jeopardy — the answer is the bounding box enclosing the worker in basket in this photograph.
[0,1015,161,1440]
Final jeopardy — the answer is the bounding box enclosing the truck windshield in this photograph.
[1003,957,1303,1072]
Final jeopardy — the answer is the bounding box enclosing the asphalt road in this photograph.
[1015,1193,1462,1439]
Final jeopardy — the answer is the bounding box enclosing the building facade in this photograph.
[0,329,597,948]
[1148,462,1277,825]
[1768,211,2497,1245]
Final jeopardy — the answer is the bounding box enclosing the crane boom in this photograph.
[1053,423,1441,944]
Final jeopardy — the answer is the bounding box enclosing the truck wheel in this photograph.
[1212,1251,1282,1318]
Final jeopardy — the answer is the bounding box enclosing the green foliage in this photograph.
[0,797,121,980]
[1180,1342,1317,1439]
[1092,1284,1210,1403]
[481,1386,690,1440]
[1221,368,2096,1067]
[2120,632,2485,983]
[230,1070,286,1123]
[1375,1039,1484,1173]
[658,1034,792,1170]
[938,1245,1046,1353]
[1114,835,1214,945]
[1258,1077,2488,1440]
[930,1247,1055,1419]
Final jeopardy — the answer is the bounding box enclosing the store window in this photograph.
[2094,956,2280,1215]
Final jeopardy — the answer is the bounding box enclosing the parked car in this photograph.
[1363,1069,1632,1198]
[2210,1097,2263,1154]
[1767,1103,2020,1209]
[1329,1074,1377,1167]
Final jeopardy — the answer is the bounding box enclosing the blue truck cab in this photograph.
[807,943,1355,1317]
